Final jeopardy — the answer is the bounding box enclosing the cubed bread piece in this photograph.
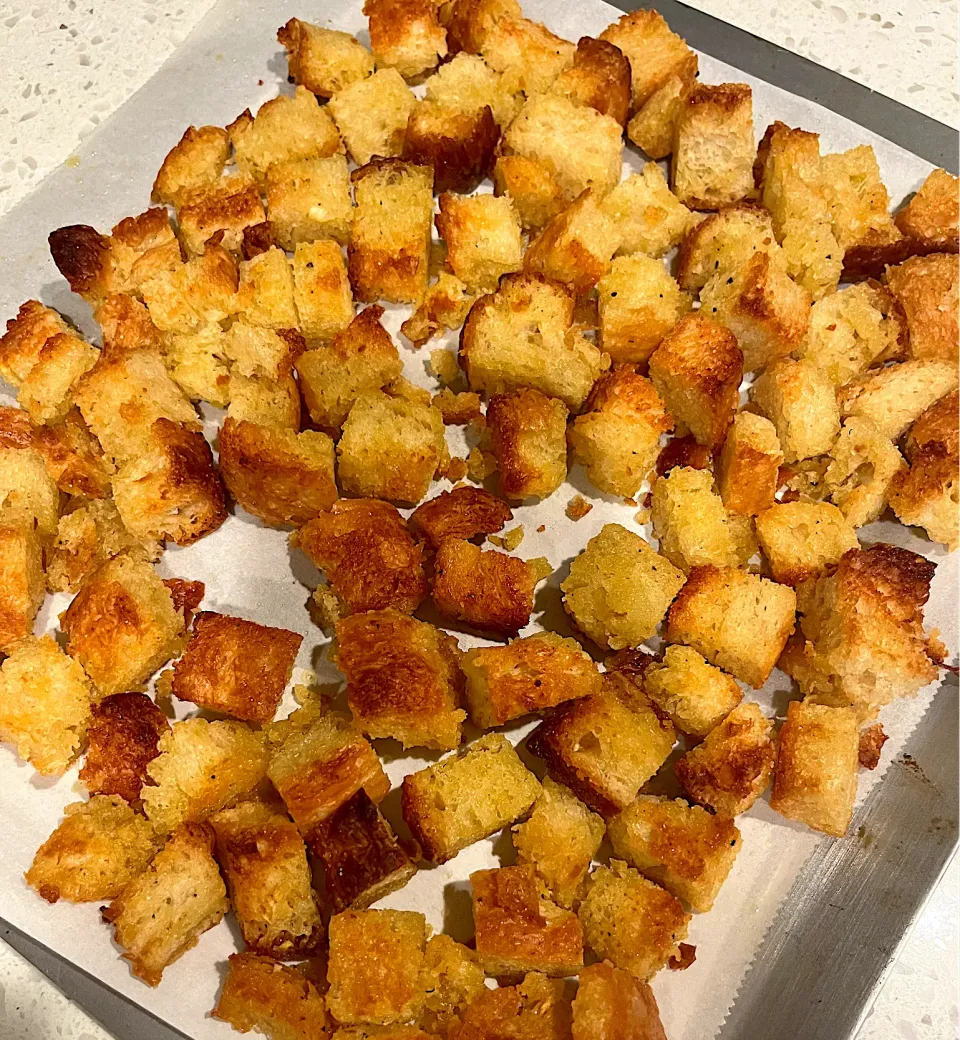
[549,36,631,127]
[649,314,743,450]
[61,552,188,696]
[265,154,353,251]
[627,71,694,161]
[462,631,602,729]
[233,248,300,331]
[474,12,574,95]
[417,934,487,1036]
[213,952,330,1039]
[152,125,230,207]
[0,635,93,775]
[278,17,375,98]
[486,389,569,501]
[780,544,940,718]
[769,700,858,837]
[450,971,571,1039]
[526,673,676,817]
[601,164,696,259]
[642,644,743,737]
[30,407,113,501]
[402,272,475,347]
[0,525,43,652]
[675,701,776,817]
[78,692,169,804]
[291,239,353,342]
[578,860,690,981]
[94,291,164,355]
[821,416,907,528]
[461,274,609,411]
[561,524,686,650]
[210,798,323,959]
[513,777,605,909]
[327,910,427,1025]
[751,358,840,463]
[503,93,622,200]
[424,49,521,124]
[410,486,512,548]
[756,502,859,586]
[572,961,667,1040]
[597,254,692,365]
[403,101,499,195]
[666,565,796,688]
[401,732,541,863]
[306,789,418,912]
[821,145,899,253]
[493,154,566,232]
[895,168,959,252]
[599,8,696,110]
[329,68,416,167]
[226,368,302,430]
[45,499,148,595]
[17,332,99,425]
[471,864,584,979]
[0,437,60,542]
[435,192,523,291]
[1,300,74,387]
[365,0,447,80]
[103,822,227,986]
[160,324,231,406]
[176,176,266,257]
[676,201,781,293]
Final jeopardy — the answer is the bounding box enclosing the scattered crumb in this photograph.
[530,557,553,582]
[536,524,546,534]
[623,497,637,507]
[429,348,461,386]
[311,584,344,632]
[154,669,174,710]
[257,78,264,86]
[640,492,653,508]
[466,447,497,482]
[858,723,888,770]
[565,495,593,521]
[441,457,470,483]
[669,943,697,971]
[388,377,433,406]
[433,388,483,425]
[489,526,524,551]
[634,508,651,525]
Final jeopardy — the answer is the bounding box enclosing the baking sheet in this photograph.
[0,1,956,1038]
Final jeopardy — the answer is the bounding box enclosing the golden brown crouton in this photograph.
[0,525,43,652]
[401,272,476,348]
[751,358,840,463]
[159,324,231,407]
[139,241,237,334]
[95,292,164,356]
[152,125,230,207]
[666,565,796,689]
[599,8,696,110]
[471,864,584,979]
[601,164,696,260]
[424,50,522,129]
[572,961,667,1040]
[674,701,776,817]
[821,145,900,254]
[820,416,907,528]
[578,860,690,981]
[45,499,147,595]
[443,0,521,54]
[78,692,170,803]
[756,502,859,586]
[401,731,541,863]
[278,17,375,98]
[410,485,512,548]
[473,12,575,95]
[291,239,353,342]
[327,910,427,1025]
[329,68,417,167]
[549,36,631,127]
[214,951,330,1039]
[233,249,300,332]
[895,168,959,253]
[770,700,858,837]
[30,406,113,500]
[486,388,569,501]
[17,332,100,426]
[0,299,74,387]
[265,154,353,251]
[493,154,566,232]
[435,191,523,291]
[627,70,694,162]
[306,789,419,912]
[569,366,674,499]
[676,201,781,294]
[176,176,267,257]
[513,777,605,909]
[417,934,487,1036]
[103,822,228,986]
[450,971,571,1039]
[403,101,499,195]
[365,0,448,80]
[641,644,744,737]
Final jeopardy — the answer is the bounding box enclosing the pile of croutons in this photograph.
[0,0,957,1035]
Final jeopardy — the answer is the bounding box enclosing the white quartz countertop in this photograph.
[0,1,957,1037]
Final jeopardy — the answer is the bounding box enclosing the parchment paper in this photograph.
[0,1,955,1037]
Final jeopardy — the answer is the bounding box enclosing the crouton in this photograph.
[403,101,499,194]
[139,243,239,334]
[152,125,230,207]
[278,17,375,98]
[159,325,231,406]
[895,168,959,253]
[221,319,303,385]
[78,693,169,803]
[572,961,667,1040]
[513,777,605,909]
[30,407,113,500]
[265,154,353,252]
[655,434,713,481]
[837,359,958,441]
[435,192,523,291]
[434,387,482,423]
[492,154,566,232]
[176,177,267,257]
[26,795,160,905]
[599,9,696,110]
[94,292,164,356]
[227,368,301,430]
[61,552,187,695]
[329,68,417,166]
[365,0,447,81]
[561,525,685,651]
[471,11,574,94]
[424,50,521,126]
[527,673,676,817]
[578,860,690,981]
[486,389,569,501]
[103,822,228,986]
[0,437,60,544]
[820,417,906,528]
[821,145,899,254]
[327,910,427,1025]
[905,388,960,458]
[627,69,696,161]
[676,202,780,294]
[471,864,584,979]
[402,272,476,348]
[549,36,631,127]
[596,254,692,366]
[232,249,300,332]
[451,971,571,1039]
[649,314,742,450]
[641,644,743,737]
[0,635,93,775]
[443,0,523,54]
[410,486,512,547]
[417,935,487,1036]
[16,332,99,426]
[503,94,623,200]
[1,300,74,387]
[756,502,859,586]
[751,358,840,463]
[601,164,695,260]
[401,731,541,863]
[306,789,418,912]
[674,701,776,817]
[0,525,43,652]
[214,952,330,1039]
[769,700,858,837]
[460,274,609,411]
[45,499,146,595]
[666,565,796,688]
[291,239,353,342]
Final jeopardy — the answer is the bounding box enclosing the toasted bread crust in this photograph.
[403,103,499,194]
[551,36,631,127]
[410,486,513,548]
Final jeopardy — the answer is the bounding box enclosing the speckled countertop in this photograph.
[0,1,957,1038]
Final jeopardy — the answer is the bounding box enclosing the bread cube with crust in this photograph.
[91,288,167,356]
[176,176,266,257]
[472,12,574,95]
[572,961,668,1040]
[549,36,631,127]
[139,243,238,334]
[493,154,566,232]
[223,320,304,383]
[527,673,676,817]
[365,0,447,81]
[486,389,569,501]
[265,154,353,251]
[103,822,228,987]
[401,271,476,347]
[821,145,899,253]
[401,732,541,863]
[159,325,231,407]
[886,254,958,362]
[0,635,93,775]
[232,247,300,332]
[278,17,375,98]
[1,300,74,387]
[227,367,301,430]
[770,700,858,837]
[291,239,353,342]
[450,971,571,1039]
[26,795,160,904]
[513,777,605,909]
[403,100,499,195]
[838,358,958,441]
[435,192,523,291]
[821,416,907,528]
[17,332,99,425]
[578,860,690,981]
[410,486,512,548]
[0,436,60,543]
[675,701,776,817]
[601,164,696,260]
[213,952,330,1039]
[30,407,114,501]
[751,358,840,463]
[417,934,487,1036]
[756,502,859,586]
[676,201,782,294]
[306,789,419,912]
[471,864,584,979]
[0,525,43,653]
[895,168,959,253]
[562,525,686,651]
[152,125,230,207]
[642,644,743,738]
[666,565,796,688]
[329,68,416,167]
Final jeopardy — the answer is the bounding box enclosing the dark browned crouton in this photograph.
[403,102,499,194]
[550,37,631,127]
[410,486,513,548]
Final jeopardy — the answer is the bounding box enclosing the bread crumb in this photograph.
[668,943,697,971]
[634,508,651,525]
[858,723,888,770]
[312,584,344,633]
[537,524,546,534]
[433,388,483,425]
[566,495,593,521]
[623,497,637,507]
[466,447,497,482]
[429,348,461,386]
[441,457,469,483]
[488,526,524,551]
[530,557,553,582]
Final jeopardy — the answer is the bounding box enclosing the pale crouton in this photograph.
[572,961,668,1040]
[601,164,695,259]
[0,525,43,652]
[895,168,959,252]
[821,416,906,528]
[578,860,690,981]
[232,248,300,331]
[666,565,796,688]
[93,292,163,357]
[493,154,566,231]
[291,239,353,342]
[821,145,899,254]
[769,700,858,837]
[403,101,499,194]
[627,68,697,161]
[549,36,631,127]
[45,499,146,595]
[885,253,958,362]
[410,486,512,547]
[676,202,781,294]
[0,300,74,387]
[417,935,487,1036]
[176,177,266,257]
[0,635,93,775]
[424,51,522,128]
[222,318,304,381]
[837,359,958,441]
[227,368,301,430]
[17,332,99,426]
[599,8,696,110]
[756,502,859,586]
[401,272,476,347]
[435,192,523,291]
[674,701,776,817]
[401,731,541,863]
[513,777,605,909]
[328,68,417,166]
[278,18,375,98]
[159,325,231,406]
[139,243,238,334]
[365,0,448,80]
[641,644,743,737]
[265,154,353,251]
[152,125,230,207]
[471,864,584,979]
[486,389,569,501]
[751,358,840,463]
[0,436,60,545]
[103,822,228,986]
[475,13,575,94]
